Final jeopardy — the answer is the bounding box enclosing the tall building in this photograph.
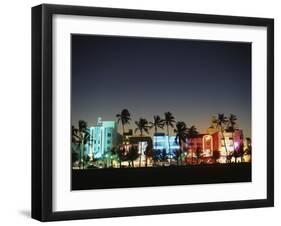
[87,117,117,159]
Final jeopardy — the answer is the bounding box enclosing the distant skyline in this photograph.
[71,34,251,137]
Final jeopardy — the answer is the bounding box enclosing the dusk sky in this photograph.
[71,34,251,137]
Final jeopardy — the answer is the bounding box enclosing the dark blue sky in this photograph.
[71,34,251,137]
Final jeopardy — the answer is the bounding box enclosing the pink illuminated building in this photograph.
[186,129,244,164]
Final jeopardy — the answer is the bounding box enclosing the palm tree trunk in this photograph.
[122,124,125,143]
[139,131,143,167]
[186,140,191,165]
[221,129,228,163]
[232,131,235,164]
[145,156,148,167]
[81,139,85,169]
[232,131,235,151]
[82,145,85,169]
[79,144,82,169]
[154,128,157,167]
[190,149,193,165]
[166,125,171,165]
[179,139,182,165]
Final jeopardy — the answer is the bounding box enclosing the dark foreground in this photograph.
[72,163,251,190]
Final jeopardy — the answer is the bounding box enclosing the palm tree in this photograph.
[144,146,153,167]
[72,125,80,166]
[233,150,239,163]
[228,114,238,151]
[71,120,91,169]
[187,125,199,164]
[116,109,131,142]
[164,112,176,164]
[228,114,237,131]
[213,114,229,161]
[212,150,221,164]
[238,143,245,163]
[149,115,165,161]
[195,148,203,164]
[126,146,139,167]
[135,118,150,167]
[174,121,189,165]
[110,146,124,168]
[174,149,181,166]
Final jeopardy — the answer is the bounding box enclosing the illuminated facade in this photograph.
[187,130,244,163]
[212,130,244,162]
[130,136,153,163]
[87,117,117,159]
[188,134,214,158]
[153,133,180,154]
[121,129,153,158]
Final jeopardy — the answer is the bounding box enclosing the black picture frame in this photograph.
[32,4,274,222]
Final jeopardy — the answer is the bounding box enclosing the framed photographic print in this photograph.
[32,4,274,221]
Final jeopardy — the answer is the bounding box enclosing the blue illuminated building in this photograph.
[153,133,179,154]
[87,117,117,159]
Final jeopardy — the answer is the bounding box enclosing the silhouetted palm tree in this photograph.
[228,114,237,131]
[72,125,80,165]
[195,148,203,164]
[213,114,229,160]
[116,109,131,142]
[149,115,165,163]
[212,150,221,164]
[144,146,153,167]
[71,120,91,169]
[110,146,124,168]
[233,150,239,163]
[126,146,139,167]
[238,143,245,163]
[135,118,150,167]
[174,121,189,165]
[174,149,181,166]
[164,112,176,164]
[187,125,199,164]
[228,114,238,151]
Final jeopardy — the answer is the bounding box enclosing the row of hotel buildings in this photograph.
[77,117,251,166]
